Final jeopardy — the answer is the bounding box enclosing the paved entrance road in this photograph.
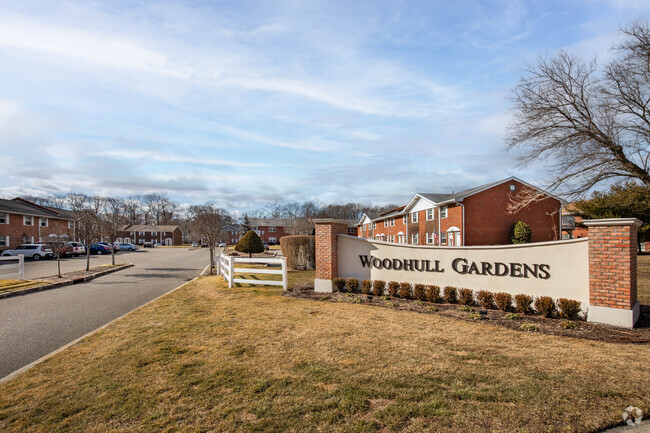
[0,247,210,379]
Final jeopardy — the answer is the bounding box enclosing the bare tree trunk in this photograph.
[86,249,90,271]
[111,245,115,266]
[209,247,214,275]
[57,255,61,278]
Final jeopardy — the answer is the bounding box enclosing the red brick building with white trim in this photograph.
[357,177,561,246]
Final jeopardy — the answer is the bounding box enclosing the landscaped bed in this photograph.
[0,268,649,432]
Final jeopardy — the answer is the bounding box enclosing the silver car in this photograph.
[1,244,54,261]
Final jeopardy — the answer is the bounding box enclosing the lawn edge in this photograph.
[0,263,211,387]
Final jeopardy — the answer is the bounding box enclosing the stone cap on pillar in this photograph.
[312,219,350,225]
[583,218,643,228]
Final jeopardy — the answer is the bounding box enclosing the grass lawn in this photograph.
[0,279,49,294]
[1,270,649,432]
[638,254,650,305]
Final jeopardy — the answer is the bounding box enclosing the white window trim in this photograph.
[403,215,407,224]
[390,218,395,227]
[372,222,376,229]
[0,235,8,246]
[24,215,34,226]
[426,209,434,221]
[384,220,388,227]
[0,213,8,224]
[441,205,448,219]
[411,233,419,244]
[390,235,395,243]
[411,212,418,223]
[269,227,276,232]
[441,232,447,244]
[426,233,434,244]
[68,220,74,229]
[40,217,48,227]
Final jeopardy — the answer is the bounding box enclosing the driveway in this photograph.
[0,247,211,379]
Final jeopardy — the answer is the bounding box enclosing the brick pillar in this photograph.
[313,219,348,293]
[584,218,642,328]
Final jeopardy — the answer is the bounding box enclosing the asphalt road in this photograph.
[0,247,210,379]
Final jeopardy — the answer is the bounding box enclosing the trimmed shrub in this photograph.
[413,284,426,301]
[373,280,386,296]
[514,294,533,314]
[425,285,441,303]
[398,282,412,299]
[443,286,458,304]
[387,281,399,297]
[235,231,265,257]
[361,279,372,294]
[332,278,346,292]
[476,290,495,309]
[509,221,532,244]
[280,235,315,269]
[534,296,556,317]
[557,298,582,320]
[458,288,474,306]
[346,278,359,294]
[494,292,513,311]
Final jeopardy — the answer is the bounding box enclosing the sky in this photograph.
[1,0,649,213]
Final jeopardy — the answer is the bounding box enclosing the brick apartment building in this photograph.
[117,224,183,246]
[357,177,561,246]
[249,218,357,244]
[0,198,76,251]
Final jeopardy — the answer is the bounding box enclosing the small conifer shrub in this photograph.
[373,280,386,296]
[387,281,400,297]
[398,282,412,299]
[361,279,372,294]
[557,298,582,320]
[458,288,474,306]
[413,284,426,301]
[476,290,495,309]
[332,278,346,292]
[346,278,359,293]
[515,294,534,314]
[534,296,556,318]
[426,285,441,303]
[494,292,513,311]
[443,286,458,304]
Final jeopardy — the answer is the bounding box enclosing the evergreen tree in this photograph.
[509,221,532,244]
[241,214,252,233]
[235,230,264,258]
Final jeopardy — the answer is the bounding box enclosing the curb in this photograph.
[0,263,211,386]
[0,264,135,300]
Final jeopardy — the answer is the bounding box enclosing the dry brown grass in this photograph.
[638,255,650,305]
[0,279,48,293]
[0,272,649,432]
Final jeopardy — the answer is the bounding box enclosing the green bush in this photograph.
[280,235,315,269]
[426,285,441,303]
[425,306,438,312]
[560,320,576,329]
[534,296,556,317]
[413,284,426,301]
[398,282,412,299]
[510,221,532,244]
[520,323,538,332]
[387,281,399,297]
[476,290,495,309]
[361,280,372,294]
[557,298,582,320]
[373,280,386,296]
[514,294,534,314]
[458,305,473,312]
[346,278,359,293]
[235,230,265,257]
[494,292,513,311]
[458,288,474,306]
[332,278,346,292]
[443,286,458,304]
[505,313,522,320]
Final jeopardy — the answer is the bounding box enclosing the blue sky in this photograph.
[1,0,649,213]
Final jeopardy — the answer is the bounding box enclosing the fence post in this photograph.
[282,257,288,291]
[18,254,24,280]
[228,255,234,288]
[216,253,221,276]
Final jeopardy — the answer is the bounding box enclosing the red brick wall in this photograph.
[0,213,74,250]
[315,221,347,280]
[439,204,463,245]
[463,180,560,246]
[588,224,637,309]
[256,226,289,244]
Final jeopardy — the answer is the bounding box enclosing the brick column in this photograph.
[584,218,642,328]
[313,219,348,293]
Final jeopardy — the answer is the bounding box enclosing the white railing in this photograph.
[0,255,25,280]
[218,254,287,290]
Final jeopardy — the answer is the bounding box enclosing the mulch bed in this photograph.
[286,287,650,344]
[33,264,128,283]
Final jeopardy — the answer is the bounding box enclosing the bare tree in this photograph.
[45,232,70,278]
[507,22,650,198]
[123,197,143,225]
[100,197,127,266]
[67,193,103,271]
[287,217,314,235]
[189,204,230,274]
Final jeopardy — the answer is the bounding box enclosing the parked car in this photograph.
[218,243,227,248]
[89,244,111,255]
[70,242,86,257]
[1,244,54,260]
[43,241,74,257]
[97,242,118,252]
[262,242,269,251]
[119,243,139,251]
[143,242,154,248]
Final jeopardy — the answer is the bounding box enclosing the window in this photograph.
[411,233,419,244]
[441,232,447,244]
[411,212,418,223]
[390,218,395,227]
[24,215,33,226]
[384,220,388,227]
[0,213,7,224]
[139,231,145,235]
[426,209,434,221]
[0,236,8,246]
[161,232,166,236]
[40,217,48,227]
[269,227,276,232]
[403,215,408,224]
[269,237,277,243]
[68,220,74,229]
[151,231,157,235]
[426,233,435,244]
[390,235,395,243]
[440,206,448,218]
[372,222,376,229]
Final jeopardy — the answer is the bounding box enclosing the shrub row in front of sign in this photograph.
[332,277,583,320]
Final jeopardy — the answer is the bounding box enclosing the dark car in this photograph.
[44,241,74,257]
[143,242,154,248]
[90,244,111,255]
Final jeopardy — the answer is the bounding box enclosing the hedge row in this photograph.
[331,278,583,320]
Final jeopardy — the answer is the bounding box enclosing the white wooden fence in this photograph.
[0,255,25,280]
[218,254,288,290]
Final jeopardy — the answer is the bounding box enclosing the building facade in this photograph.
[0,198,76,251]
[117,224,183,246]
[357,177,561,246]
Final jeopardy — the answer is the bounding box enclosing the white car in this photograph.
[70,242,86,257]
[1,244,54,261]
[119,243,139,251]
